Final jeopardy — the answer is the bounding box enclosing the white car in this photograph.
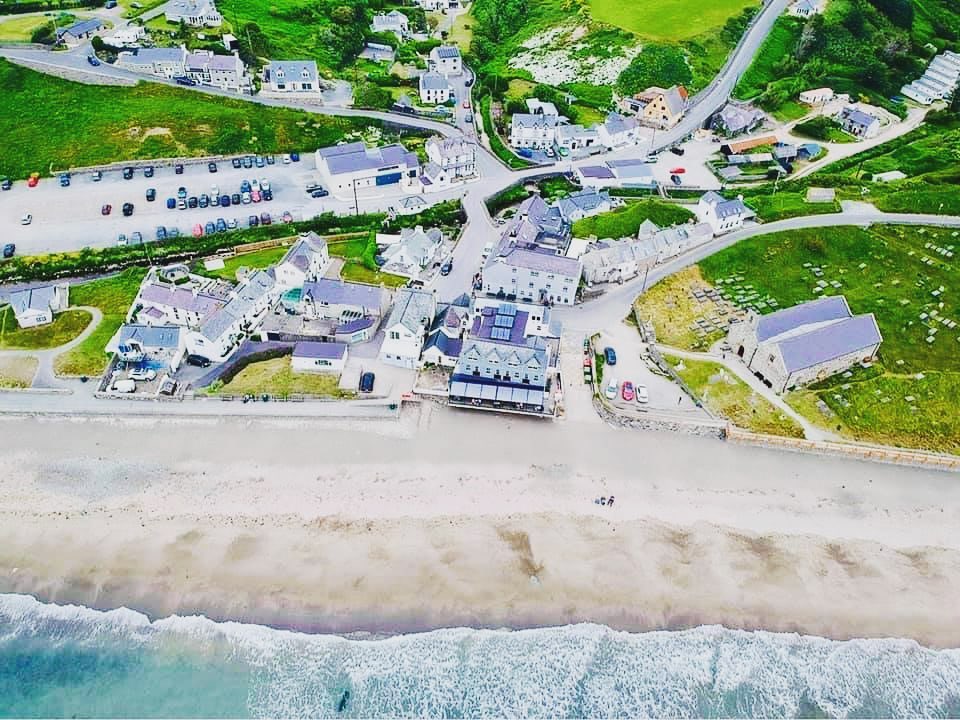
[604,377,618,400]
[242,191,252,204]
[260,179,271,192]
[635,384,649,404]
[20,213,32,226]
[250,178,260,192]
[129,368,157,382]
[211,185,219,197]
[282,154,291,164]
[112,379,136,393]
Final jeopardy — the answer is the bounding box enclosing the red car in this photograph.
[462,99,471,109]
[192,223,204,237]
[621,381,635,402]
[27,174,40,187]
[281,211,293,223]
[251,189,261,203]
[101,204,112,216]
[670,167,686,174]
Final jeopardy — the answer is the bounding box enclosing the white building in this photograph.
[509,113,559,149]
[425,136,476,179]
[837,106,881,139]
[419,70,451,104]
[291,341,348,373]
[106,323,185,368]
[798,87,834,105]
[378,288,437,368]
[134,279,224,327]
[314,141,420,196]
[554,188,612,223]
[596,112,640,149]
[273,232,329,289]
[556,124,600,152]
[428,44,462,76]
[696,191,753,235]
[115,47,187,78]
[414,0,457,9]
[105,24,146,48]
[370,10,409,40]
[185,50,249,92]
[576,159,656,189]
[377,226,443,277]
[262,60,321,95]
[8,284,69,328]
[164,0,222,26]
[728,295,882,393]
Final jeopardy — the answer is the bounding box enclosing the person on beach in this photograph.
[608,496,615,508]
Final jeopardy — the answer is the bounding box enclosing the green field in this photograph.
[211,356,352,397]
[587,0,758,41]
[0,307,92,350]
[0,59,378,179]
[0,12,80,41]
[697,224,960,453]
[664,353,804,437]
[53,269,146,377]
[194,245,291,281]
[327,235,408,288]
[572,200,695,239]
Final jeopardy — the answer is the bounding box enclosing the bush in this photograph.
[616,45,692,96]
[485,184,530,214]
[217,347,292,386]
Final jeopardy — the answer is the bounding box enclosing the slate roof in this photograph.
[59,18,102,36]
[318,142,418,175]
[579,165,615,179]
[336,316,376,334]
[384,288,435,334]
[496,247,581,276]
[120,47,186,64]
[265,60,318,84]
[302,279,387,310]
[9,285,57,315]
[840,106,879,129]
[433,45,460,59]
[293,341,347,360]
[602,112,638,135]
[115,323,182,349]
[281,233,326,273]
[555,189,610,219]
[756,295,851,342]
[777,314,882,372]
[140,283,223,316]
[424,329,462,358]
[419,71,449,91]
[511,113,559,130]
[701,191,749,219]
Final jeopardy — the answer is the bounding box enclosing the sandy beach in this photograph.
[1,403,959,646]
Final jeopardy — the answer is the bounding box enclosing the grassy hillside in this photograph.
[587,0,757,41]
[572,200,695,238]
[0,59,384,178]
[735,0,960,118]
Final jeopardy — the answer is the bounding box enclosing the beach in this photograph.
[1,404,960,647]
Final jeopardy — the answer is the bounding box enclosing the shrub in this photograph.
[217,347,292,386]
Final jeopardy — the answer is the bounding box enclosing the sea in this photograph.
[1,594,959,718]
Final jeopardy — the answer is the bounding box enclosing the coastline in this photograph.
[2,407,960,647]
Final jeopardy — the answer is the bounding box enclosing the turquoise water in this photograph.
[1,594,959,718]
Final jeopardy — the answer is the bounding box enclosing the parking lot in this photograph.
[1,153,465,257]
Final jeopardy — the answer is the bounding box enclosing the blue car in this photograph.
[86,55,100,67]
[240,179,251,193]
[215,218,227,232]
[220,194,231,207]
[290,152,300,162]
[204,221,216,235]
[166,197,176,209]
[603,347,617,365]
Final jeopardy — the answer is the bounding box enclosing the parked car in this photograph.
[166,197,176,209]
[122,167,134,180]
[86,54,100,66]
[604,377,618,400]
[177,186,188,199]
[208,162,218,173]
[204,221,216,235]
[255,156,265,167]
[130,231,143,244]
[670,174,682,185]
[20,213,32,226]
[232,158,242,169]
[359,372,375,393]
[220,194,231,206]
[198,194,209,208]
[635,384,649,404]
[188,196,198,208]
[241,191,251,204]
[144,166,154,178]
[242,156,254,168]
[226,218,238,229]
[192,223,204,237]
[215,217,227,232]
[146,188,156,201]
[155,226,167,240]
[174,76,196,86]
[101,204,112,216]
[231,193,242,205]
[621,381,635,402]
[91,171,102,182]
[178,198,186,210]
[517,148,533,159]
[174,164,184,174]
[117,233,127,246]
[260,211,272,225]
[248,215,259,227]
[211,194,220,207]
[266,155,276,165]
[260,179,271,192]
[603,346,617,365]
[310,187,328,198]
[251,190,261,203]
[129,368,157,382]
[281,211,293,223]
[27,174,40,187]
[464,112,473,123]
[122,202,134,216]
[2,244,14,258]
[290,152,300,162]
[59,173,70,187]
[168,227,181,238]
[262,189,273,201]
[186,354,211,368]
[440,259,453,276]
[1,176,12,190]
[113,379,136,393]
[462,99,470,109]
[669,146,685,156]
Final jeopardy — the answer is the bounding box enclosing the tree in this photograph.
[616,45,692,96]
[867,0,913,29]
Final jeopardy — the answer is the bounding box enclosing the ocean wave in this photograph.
[1,594,959,718]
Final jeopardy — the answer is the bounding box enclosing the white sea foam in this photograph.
[2,594,959,718]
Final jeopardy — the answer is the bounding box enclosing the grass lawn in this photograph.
[339,263,408,288]
[573,200,695,239]
[634,266,731,351]
[447,11,473,48]
[328,235,408,288]
[664,353,804,437]
[53,269,146,377]
[194,245,291,281]
[0,356,38,388]
[733,16,803,100]
[0,13,79,41]
[212,356,353,397]
[587,0,758,41]
[698,224,960,453]
[736,189,841,222]
[0,307,92,350]
[0,59,378,179]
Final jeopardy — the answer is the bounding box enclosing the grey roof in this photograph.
[372,10,407,30]
[497,247,581,277]
[718,166,743,180]
[512,113,559,130]
[602,112,638,135]
[609,160,655,180]
[661,86,686,116]
[433,45,460,59]
[166,0,214,15]
[336,316,376,334]
[419,71,450,91]
[266,60,318,83]
[318,142,418,175]
[140,283,223,316]
[701,191,749,219]
[200,270,275,341]
[458,337,546,372]
[557,124,597,141]
[293,341,347,359]
[302,279,387,309]
[59,18,102,36]
[777,314,882,373]
[120,47,185,64]
[840,106,878,129]
[9,285,58,315]
[756,296,852,342]
[579,165,615,179]
[555,189,610,219]
[424,329,462,358]
[116,323,181,349]
[385,287,435,334]
[281,233,326,273]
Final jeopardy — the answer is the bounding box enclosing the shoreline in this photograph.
[2,408,960,648]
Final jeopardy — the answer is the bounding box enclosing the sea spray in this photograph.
[2,594,959,718]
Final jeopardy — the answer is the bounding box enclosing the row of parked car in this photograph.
[166,178,274,211]
[117,210,294,245]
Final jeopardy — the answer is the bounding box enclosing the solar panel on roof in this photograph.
[493,314,515,329]
[491,327,511,341]
[498,303,517,317]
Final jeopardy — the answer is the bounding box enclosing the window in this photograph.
[768,354,775,362]
[389,331,400,340]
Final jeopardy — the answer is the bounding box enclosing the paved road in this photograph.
[0,305,102,388]
[553,211,960,333]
